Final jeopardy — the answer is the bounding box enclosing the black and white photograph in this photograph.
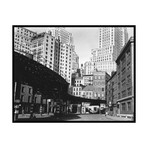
[13,26,135,122]
[2,1,148,148]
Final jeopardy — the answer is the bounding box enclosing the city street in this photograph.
[63,114,132,121]
[16,113,132,121]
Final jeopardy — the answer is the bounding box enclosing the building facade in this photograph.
[106,72,118,116]
[84,61,94,75]
[90,27,128,75]
[59,43,73,85]
[71,69,81,86]
[72,86,83,97]
[83,75,93,86]
[14,27,37,55]
[75,77,84,86]
[30,32,60,74]
[93,71,110,100]
[72,50,79,73]
[51,27,74,45]
[116,37,134,116]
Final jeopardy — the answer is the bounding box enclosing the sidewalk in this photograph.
[106,115,133,121]
[18,113,54,119]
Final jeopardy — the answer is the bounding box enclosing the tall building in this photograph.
[72,50,79,73]
[51,27,74,45]
[91,27,128,75]
[30,32,60,73]
[59,43,73,85]
[14,27,37,55]
[51,28,74,85]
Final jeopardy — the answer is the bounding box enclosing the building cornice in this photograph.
[116,37,134,63]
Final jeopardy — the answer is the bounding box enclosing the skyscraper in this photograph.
[51,27,74,45]
[91,27,128,75]
[30,32,60,74]
[51,27,75,85]
[59,44,73,85]
[84,61,94,75]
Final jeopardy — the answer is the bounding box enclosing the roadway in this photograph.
[16,113,132,122]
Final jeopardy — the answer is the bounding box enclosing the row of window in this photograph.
[16,30,35,38]
[14,45,30,50]
[15,35,30,42]
[121,101,132,111]
[73,87,82,91]
[15,37,31,45]
[16,27,35,35]
[73,92,81,96]
[94,75,104,80]
[21,86,32,94]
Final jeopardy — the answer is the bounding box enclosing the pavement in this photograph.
[15,113,133,122]
[65,114,132,121]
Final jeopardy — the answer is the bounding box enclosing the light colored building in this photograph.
[30,32,60,74]
[90,27,128,75]
[59,43,73,85]
[72,86,82,97]
[72,50,79,73]
[84,61,94,75]
[51,28,74,85]
[51,27,74,45]
[75,77,84,86]
[14,27,37,55]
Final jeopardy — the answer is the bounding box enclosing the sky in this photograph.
[27,27,134,66]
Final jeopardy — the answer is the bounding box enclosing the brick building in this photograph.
[83,75,93,86]
[116,37,134,116]
[106,71,117,116]
[93,71,110,100]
